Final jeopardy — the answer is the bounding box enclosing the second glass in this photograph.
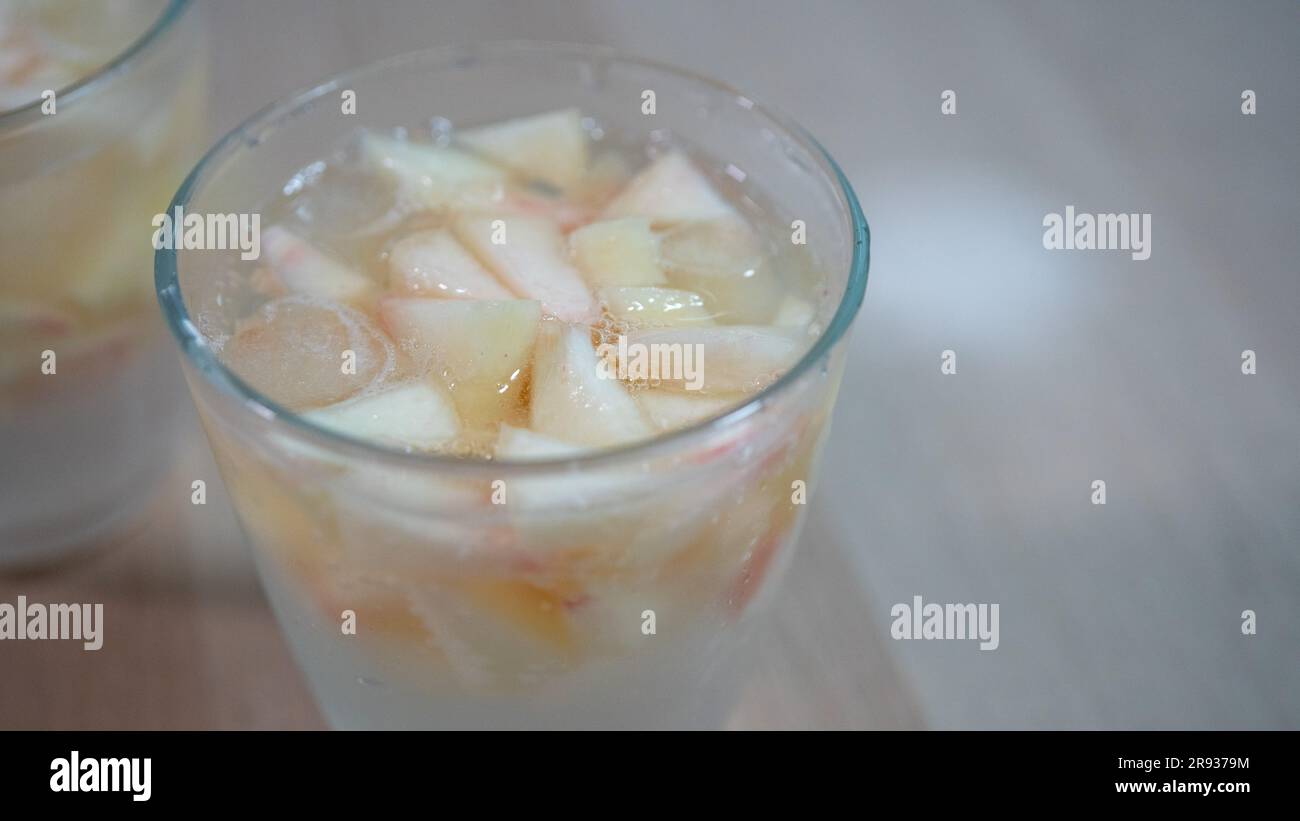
[0,0,206,566]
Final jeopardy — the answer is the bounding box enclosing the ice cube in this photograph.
[222,296,397,410]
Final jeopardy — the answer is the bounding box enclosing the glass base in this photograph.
[0,474,157,570]
[0,338,179,571]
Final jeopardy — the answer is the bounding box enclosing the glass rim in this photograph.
[155,41,870,476]
[0,0,193,128]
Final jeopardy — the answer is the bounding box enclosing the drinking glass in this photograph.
[0,0,206,566]
[157,43,868,729]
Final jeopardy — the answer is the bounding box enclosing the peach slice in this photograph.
[530,322,653,448]
[622,325,803,394]
[223,295,396,410]
[601,151,735,226]
[494,425,709,582]
[64,210,156,310]
[495,424,584,460]
[401,578,579,685]
[726,523,786,614]
[361,133,506,210]
[496,424,644,509]
[379,297,541,426]
[635,389,741,432]
[453,214,595,323]
[659,218,783,324]
[498,190,595,233]
[458,108,588,191]
[598,286,714,328]
[569,217,667,289]
[262,225,377,306]
[458,579,576,653]
[387,229,514,300]
[302,379,460,452]
[494,424,619,510]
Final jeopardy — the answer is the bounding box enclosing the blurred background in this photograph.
[2,0,1296,729]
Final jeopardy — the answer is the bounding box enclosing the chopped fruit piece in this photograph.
[495,424,583,460]
[453,214,595,323]
[622,325,802,394]
[495,425,620,509]
[569,218,667,289]
[262,226,378,305]
[458,108,588,191]
[65,217,155,310]
[773,295,816,328]
[303,380,460,451]
[636,389,741,431]
[361,133,505,209]
[726,523,786,613]
[601,151,735,225]
[459,580,575,652]
[599,286,714,327]
[491,428,702,576]
[347,592,429,642]
[659,218,783,323]
[499,190,594,232]
[403,579,578,680]
[530,322,653,448]
[342,464,487,511]
[224,296,395,410]
[387,229,514,300]
[378,298,541,426]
